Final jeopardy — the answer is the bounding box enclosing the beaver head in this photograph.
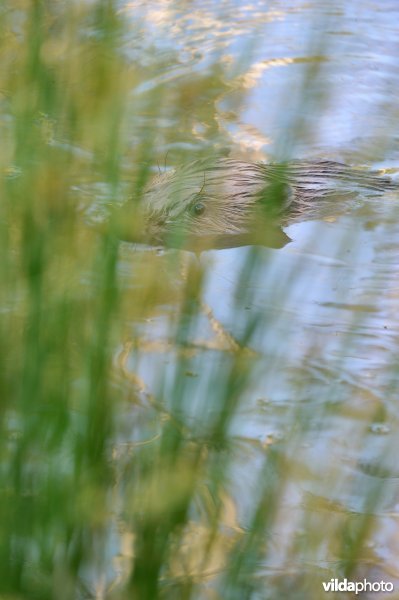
[142,158,293,250]
[138,157,397,251]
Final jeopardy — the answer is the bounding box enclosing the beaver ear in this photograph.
[259,182,294,214]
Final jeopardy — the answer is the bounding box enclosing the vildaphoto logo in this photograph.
[322,579,394,594]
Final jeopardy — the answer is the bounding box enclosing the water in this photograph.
[2,0,399,597]
[125,0,399,159]
[116,0,399,594]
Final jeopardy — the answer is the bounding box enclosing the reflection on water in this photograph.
[2,0,399,596]
[125,0,399,161]
[114,0,399,594]
[114,203,399,595]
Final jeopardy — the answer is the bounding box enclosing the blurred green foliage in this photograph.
[0,1,396,599]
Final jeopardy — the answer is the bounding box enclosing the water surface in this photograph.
[115,0,399,594]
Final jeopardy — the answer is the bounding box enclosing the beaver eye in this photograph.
[192,202,205,216]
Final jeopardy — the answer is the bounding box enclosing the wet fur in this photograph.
[143,158,397,246]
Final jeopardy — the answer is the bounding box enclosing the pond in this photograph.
[117,1,399,597]
[1,0,399,598]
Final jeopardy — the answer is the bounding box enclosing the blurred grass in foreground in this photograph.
[0,1,397,599]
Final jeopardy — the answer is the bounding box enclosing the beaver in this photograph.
[141,158,398,250]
